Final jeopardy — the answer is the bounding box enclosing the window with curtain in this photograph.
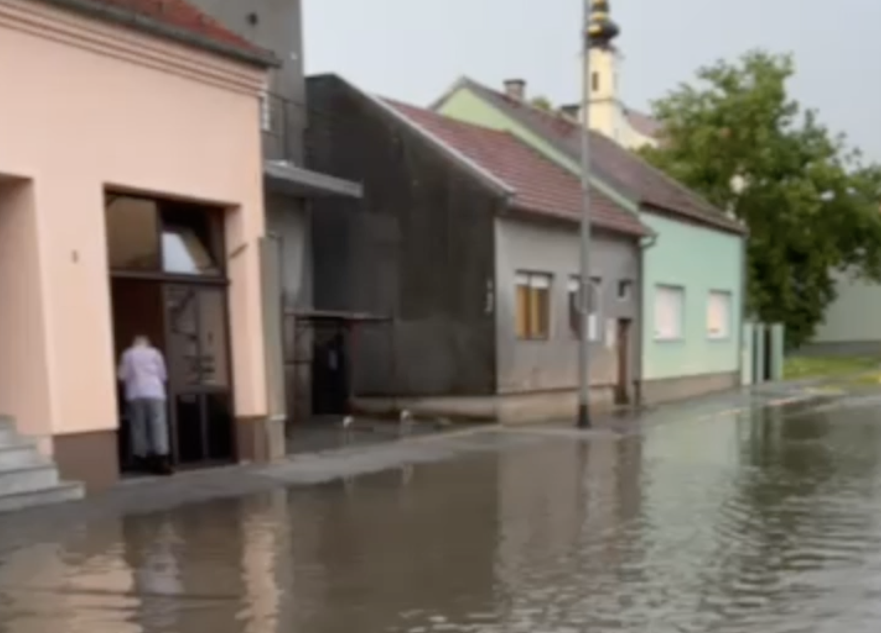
[515,272,552,339]
[568,276,602,340]
[707,290,732,339]
[654,284,685,340]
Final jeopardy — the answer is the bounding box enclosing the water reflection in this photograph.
[3,404,881,631]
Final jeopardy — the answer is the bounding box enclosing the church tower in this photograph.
[585,0,622,142]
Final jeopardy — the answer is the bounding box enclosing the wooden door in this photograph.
[615,319,631,405]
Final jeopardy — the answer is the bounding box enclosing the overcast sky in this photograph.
[303,0,881,160]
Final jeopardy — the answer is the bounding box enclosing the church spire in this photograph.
[586,0,620,49]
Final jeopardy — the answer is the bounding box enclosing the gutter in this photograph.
[38,0,281,69]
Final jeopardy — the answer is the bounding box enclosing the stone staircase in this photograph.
[0,415,84,513]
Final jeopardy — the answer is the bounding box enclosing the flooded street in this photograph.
[3,398,881,632]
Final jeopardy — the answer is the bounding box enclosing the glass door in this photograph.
[164,284,234,466]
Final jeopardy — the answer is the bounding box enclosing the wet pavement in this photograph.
[3,390,881,631]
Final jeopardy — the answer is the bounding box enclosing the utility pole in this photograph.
[577,0,619,429]
[576,0,594,429]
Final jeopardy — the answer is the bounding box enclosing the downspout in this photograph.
[265,231,288,425]
[635,232,658,407]
[492,192,514,424]
[738,232,749,386]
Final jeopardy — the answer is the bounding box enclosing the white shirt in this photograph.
[118,344,167,401]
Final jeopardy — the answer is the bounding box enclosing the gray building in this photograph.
[182,0,363,444]
[306,75,651,423]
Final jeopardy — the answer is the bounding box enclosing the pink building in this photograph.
[0,0,278,498]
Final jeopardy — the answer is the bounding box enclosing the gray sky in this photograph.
[304,0,881,160]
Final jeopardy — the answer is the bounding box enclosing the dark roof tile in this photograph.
[450,79,744,235]
[385,98,647,237]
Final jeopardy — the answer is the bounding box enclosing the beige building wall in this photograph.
[0,0,269,484]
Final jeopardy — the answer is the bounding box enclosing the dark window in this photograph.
[618,280,633,300]
[161,204,223,276]
[591,72,600,92]
[105,194,224,277]
[105,196,161,270]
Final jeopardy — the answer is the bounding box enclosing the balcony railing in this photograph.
[260,92,307,163]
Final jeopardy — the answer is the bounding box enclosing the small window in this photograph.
[568,276,601,341]
[617,280,633,301]
[707,290,732,339]
[515,272,552,340]
[259,86,272,132]
[654,284,684,340]
[591,71,599,93]
[105,196,161,271]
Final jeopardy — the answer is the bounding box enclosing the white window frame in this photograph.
[568,276,602,341]
[653,284,684,341]
[707,290,732,340]
[259,82,272,132]
[515,271,553,340]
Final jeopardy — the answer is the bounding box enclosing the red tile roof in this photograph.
[624,108,661,139]
[43,0,274,65]
[384,99,647,237]
[448,78,744,235]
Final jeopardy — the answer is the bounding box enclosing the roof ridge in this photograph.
[373,86,646,236]
[459,76,740,229]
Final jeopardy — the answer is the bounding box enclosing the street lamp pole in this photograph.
[576,0,594,429]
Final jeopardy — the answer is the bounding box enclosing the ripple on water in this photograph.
[2,409,881,630]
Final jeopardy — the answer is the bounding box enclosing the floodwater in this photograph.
[4,401,881,632]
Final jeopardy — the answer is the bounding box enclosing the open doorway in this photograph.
[111,278,166,474]
[615,318,632,405]
[106,193,235,475]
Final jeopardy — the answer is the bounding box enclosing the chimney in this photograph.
[559,104,580,120]
[503,79,526,100]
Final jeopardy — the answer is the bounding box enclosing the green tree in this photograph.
[641,50,881,347]
[530,95,553,111]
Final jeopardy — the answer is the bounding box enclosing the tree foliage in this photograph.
[530,95,553,111]
[641,50,881,348]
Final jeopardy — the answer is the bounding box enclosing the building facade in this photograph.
[433,77,748,403]
[0,0,274,494]
[178,0,364,432]
[306,75,648,422]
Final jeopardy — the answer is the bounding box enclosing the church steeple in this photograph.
[586,0,620,49]
[583,0,622,142]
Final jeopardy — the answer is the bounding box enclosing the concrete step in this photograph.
[0,464,58,496]
[0,482,83,514]
[0,441,43,470]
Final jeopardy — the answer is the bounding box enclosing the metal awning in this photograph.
[263,160,363,199]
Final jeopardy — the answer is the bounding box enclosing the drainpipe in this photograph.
[738,233,749,386]
[265,231,288,425]
[635,232,658,407]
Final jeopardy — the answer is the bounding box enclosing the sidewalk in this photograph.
[0,380,833,552]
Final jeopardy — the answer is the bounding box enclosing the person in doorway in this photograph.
[118,335,173,475]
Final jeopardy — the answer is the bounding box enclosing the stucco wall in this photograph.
[437,86,745,390]
[265,196,312,420]
[494,217,640,393]
[641,212,743,380]
[811,268,881,345]
[0,0,269,441]
[266,195,312,309]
